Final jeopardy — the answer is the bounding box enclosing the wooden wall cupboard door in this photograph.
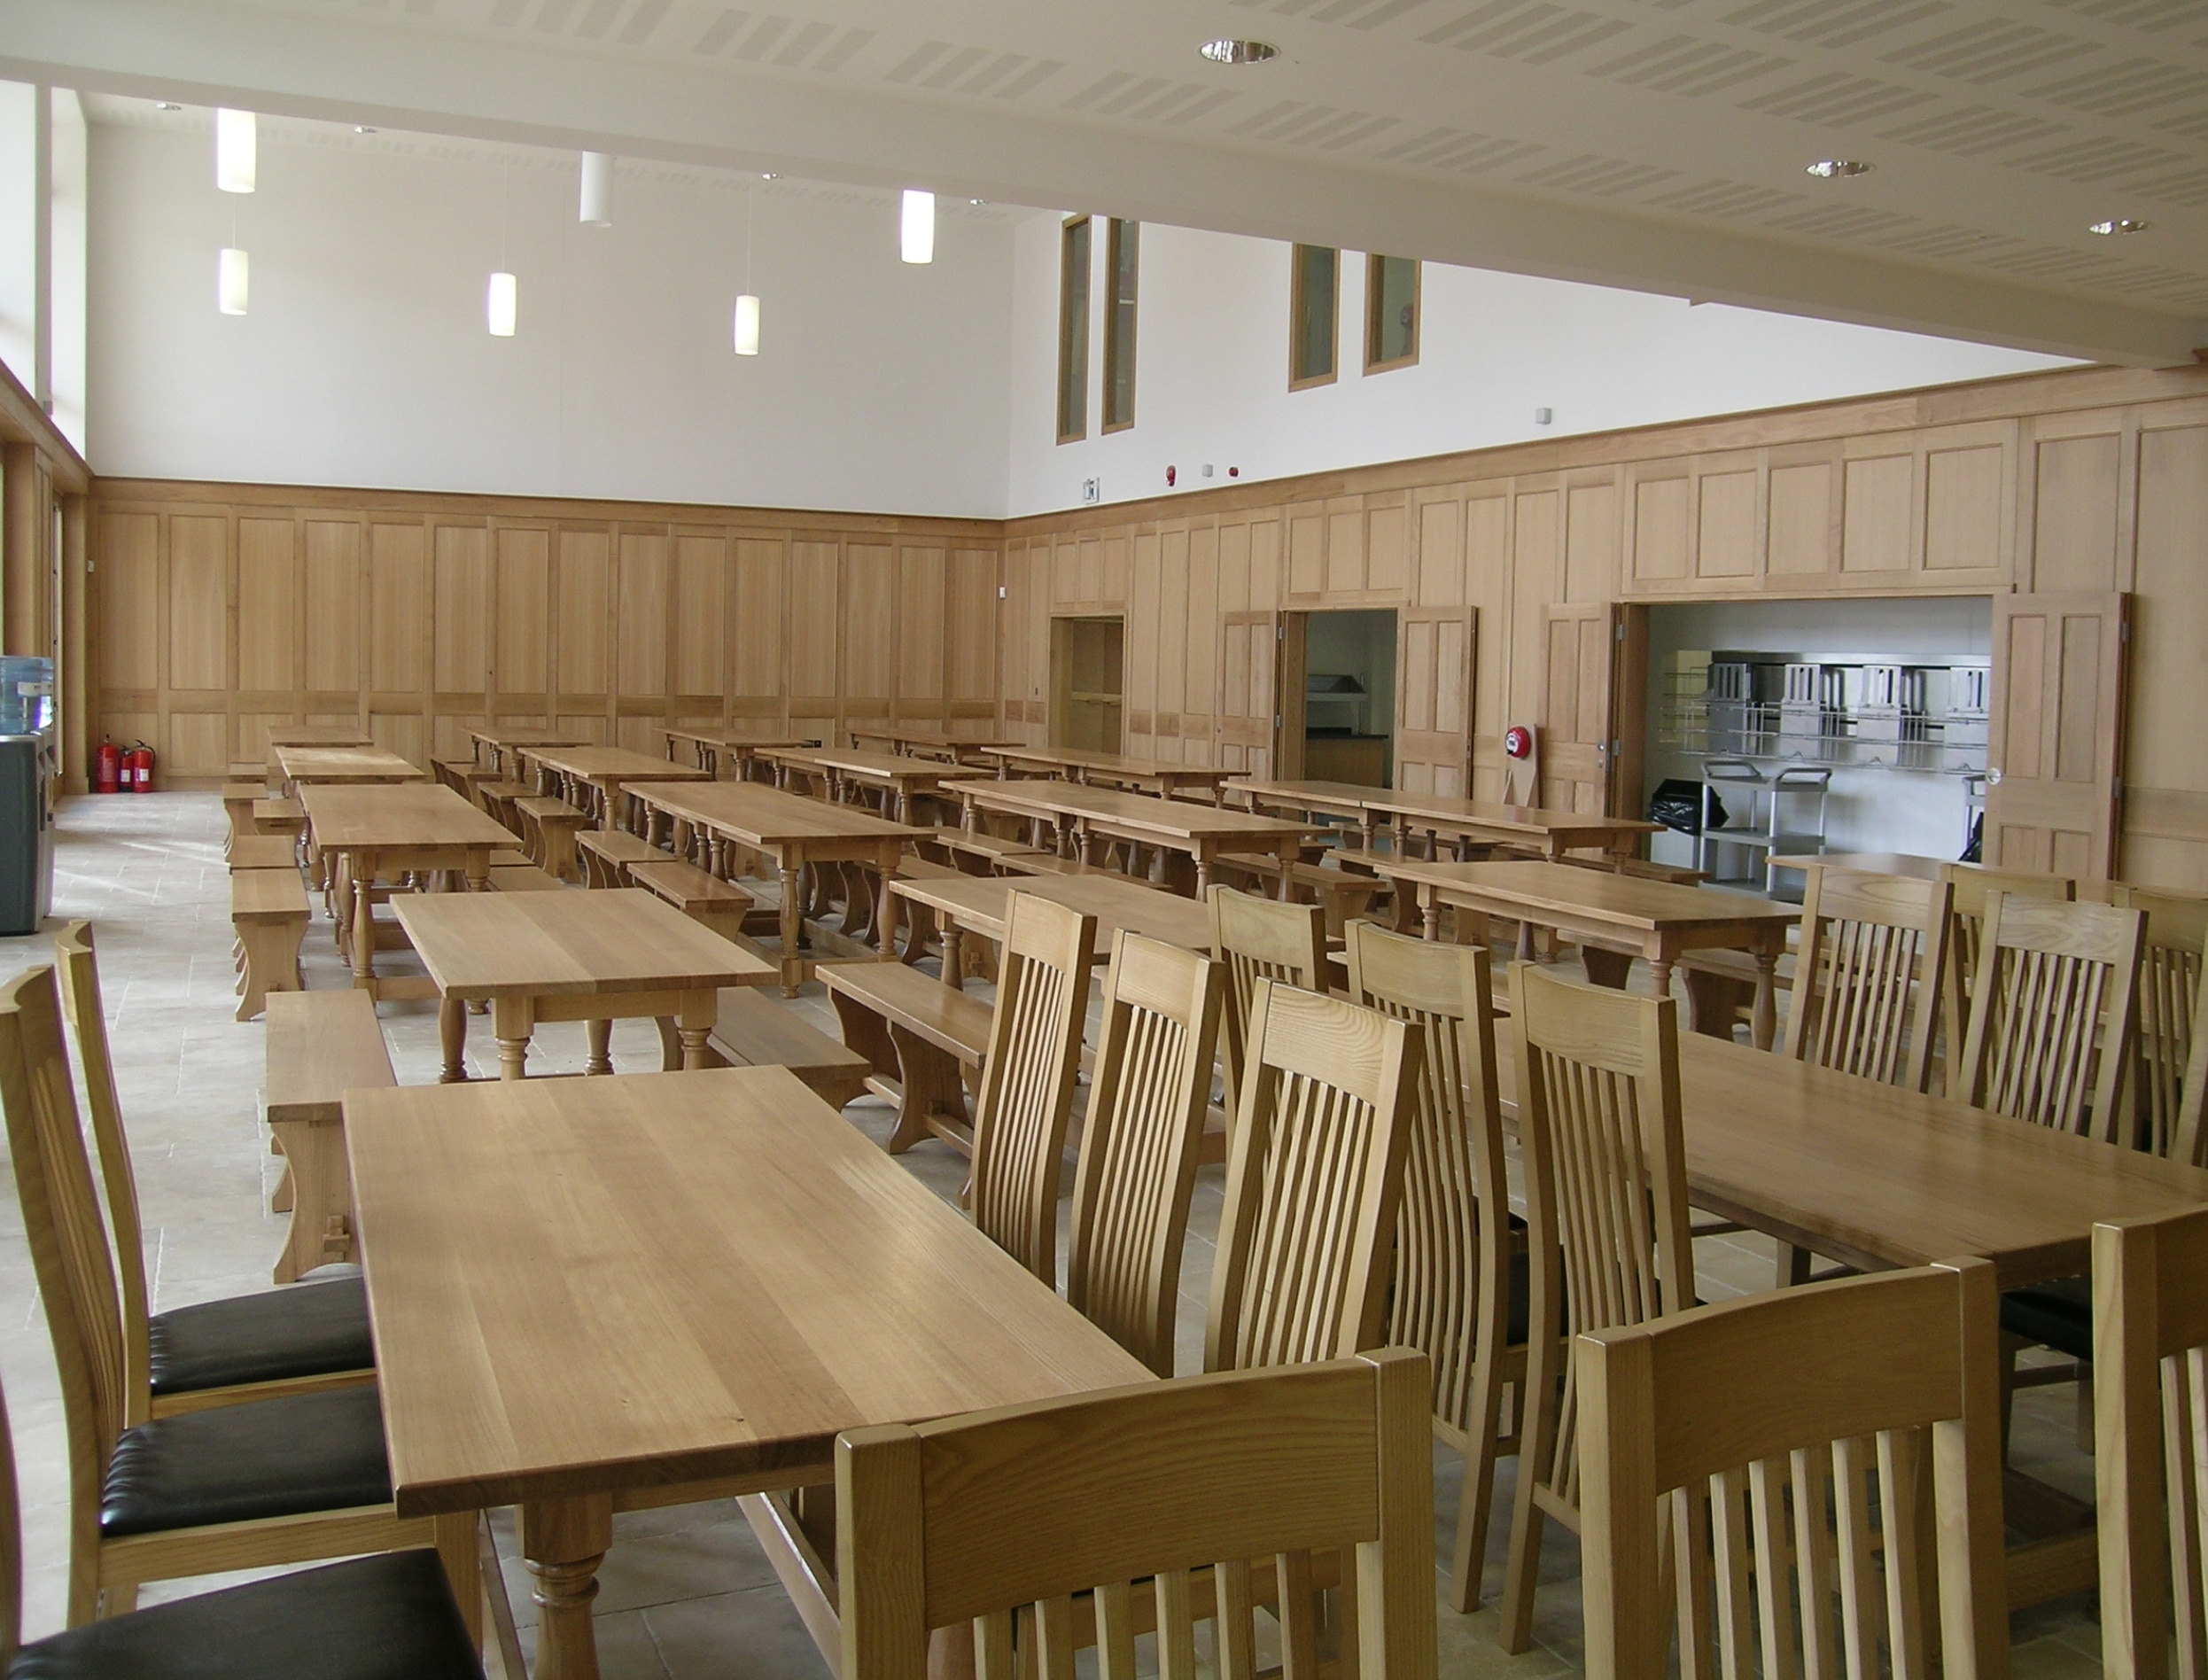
[1217,611,1279,779]
[1539,603,1643,816]
[1986,591,2130,880]
[1396,606,1475,797]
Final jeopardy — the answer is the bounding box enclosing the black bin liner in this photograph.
[1649,778,1724,836]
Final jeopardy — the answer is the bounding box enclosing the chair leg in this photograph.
[435,1511,486,1649]
[1449,1347,1516,1613]
[1998,1327,2028,1458]
[1496,1463,1547,1653]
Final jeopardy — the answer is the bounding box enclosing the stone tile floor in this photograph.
[0,794,2104,1675]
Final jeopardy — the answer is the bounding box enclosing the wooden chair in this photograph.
[1342,920,1520,1614]
[1955,892,2146,1142]
[836,1351,1437,1680]
[2094,1203,2208,1680]
[0,965,477,1629]
[2112,886,2206,1159]
[54,923,376,1417]
[1204,979,1423,1374]
[1065,931,1226,1376]
[968,892,1096,1283]
[1579,1258,2009,1680]
[1784,867,1952,1093]
[1206,883,1328,1122]
[0,1363,486,1679]
[1940,861,2072,1098]
[1498,963,1698,1655]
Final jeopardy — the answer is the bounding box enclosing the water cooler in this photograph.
[0,657,57,935]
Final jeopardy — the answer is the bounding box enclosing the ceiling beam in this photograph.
[4,0,2202,367]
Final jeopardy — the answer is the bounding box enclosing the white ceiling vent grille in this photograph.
[2007,134,2190,183]
[1878,20,2095,83]
[1878,104,2071,157]
[2022,58,2208,121]
[1738,72,1938,122]
[1643,177,1806,220]
[1515,152,1682,196]
[1232,0,1434,28]
[1583,35,1793,97]
[690,11,873,69]
[1722,0,1954,51]
[1374,128,1549,172]
[884,41,1067,97]
[1416,4,1635,65]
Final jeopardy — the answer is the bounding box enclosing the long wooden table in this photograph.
[262,725,372,788]
[1360,787,1658,861]
[958,780,1311,898]
[467,727,590,777]
[661,728,815,781]
[846,725,1016,762]
[760,745,986,821]
[348,1067,1149,1680]
[890,870,1214,989]
[512,744,712,833]
[298,783,518,1000]
[975,743,1232,798]
[1366,855,1799,1047]
[393,887,774,1080]
[626,781,929,993]
[276,743,428,789]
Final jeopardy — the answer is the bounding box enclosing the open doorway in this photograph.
[1050,615,1124,754]
[1290,609,1397,787]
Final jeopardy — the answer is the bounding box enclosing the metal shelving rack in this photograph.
[1657,649,1991,776]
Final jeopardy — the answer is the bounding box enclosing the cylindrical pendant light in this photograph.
[579,152,613,226]
[733,293,760,355]
[216,108,256,193]
[218,247,249,315]
[486,271,517,337]
[900,189,934,264]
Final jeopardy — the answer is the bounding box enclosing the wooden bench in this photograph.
[1214,851,1388,935]
[227,758,272,786]
[516,795,592,882]
[925,826,1049,875]
[698,988,872,1110]
[221,782,267,852]
[627,859,756,943]
[473,777,534,832]
[250,796,304,842]
[577,828,667,889]
[431,755,494,797]
[489,864,566,891]
[263,989,396,1284]
[225,834,299,872]
[1676,946,1798,1039]
[230,867,309,1021]
[820,960,991,1157]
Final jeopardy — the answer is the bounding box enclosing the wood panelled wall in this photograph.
[1003,363,2208,891]
[89,481,1004,782]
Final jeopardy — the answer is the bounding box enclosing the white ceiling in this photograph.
[9,0,2205,364]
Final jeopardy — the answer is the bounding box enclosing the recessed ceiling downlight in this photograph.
[1200,38,1278,65]
[1805,159,1873,178]
[2087,217,2150,236]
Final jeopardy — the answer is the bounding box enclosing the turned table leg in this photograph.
[1751,948,1778,1052]
[779,860,804,997]
[585,1017,614,1076]
[680,990,714,1069]
[493,995,534,1080]
[350,849,378,992]
[522,1494,612,1680]
[438,996,468,1083]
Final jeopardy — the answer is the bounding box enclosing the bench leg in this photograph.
[234,916,305,1022]
[657,1016,683,1071]
[886,1023,971,1157]
[830,989,898,1086]
[1681,969,1753,1041]
[269,1119,353,1285]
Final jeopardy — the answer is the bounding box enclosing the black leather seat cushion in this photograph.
[102,1385,392,1537]
[2001,1273,2092,1363]
[7,1549,481,1679]
[147,1274,374,1397]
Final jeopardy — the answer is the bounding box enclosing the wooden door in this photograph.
[1277,612,1308,780]
[1396,606,1475,796]
[1217,611,1279,779]
[1986,591,2130,878]
[1540,602,1622,813]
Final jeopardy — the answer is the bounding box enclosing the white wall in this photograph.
[0,82,37,402]
[49,89,86,453]
[1008,218,2075,517]
[87,113,1015,517]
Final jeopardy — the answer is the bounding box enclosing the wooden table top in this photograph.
[298,783,517,852]
[347,1067,1150,1514]
[1372,857,1800,934]
[276,744,429,782]
[1764,852,1948,881]
[1227,777,1390,813]
[664,729,812,752]
[768,746,989,784]
[892,871,1214,954]
[962,781,1311,843]
[520,745,715,783]
[627,780,929,846]
[976,745,1230,780]
[1360,789,1660,839]
[265,726,372,749]
[391,887,774,997]
[468,727,590,751]
[1624,1034,2208,1287]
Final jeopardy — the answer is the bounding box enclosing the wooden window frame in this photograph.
[1364,254,1420,375]
[1288,244,1339,393]
[1102,219,1139,435]
[1057,215,1092,446]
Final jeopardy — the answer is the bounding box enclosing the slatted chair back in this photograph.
[1940,862,2072,1096]
[2095,1204,2208,1680]
[1066,932,1227,1376]
[1784,868,1952,1093]
[1955,893,2146,1142]
[1206,884,1328,1121]
[2178,982,2208,1172]
[1580,1258,2009,1680]
[968,892,1097,1284]
[0,968,132,1570]
[1341,922,1506,1440]
[1497,964,1698,1653]
[2111,887,2207,1159]
[837,1351,1439,1680]
[52,922,157,1427]
[1205,980,1422,1375]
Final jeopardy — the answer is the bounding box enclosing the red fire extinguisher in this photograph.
[125,742,154,793]
[95,737,121,795]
